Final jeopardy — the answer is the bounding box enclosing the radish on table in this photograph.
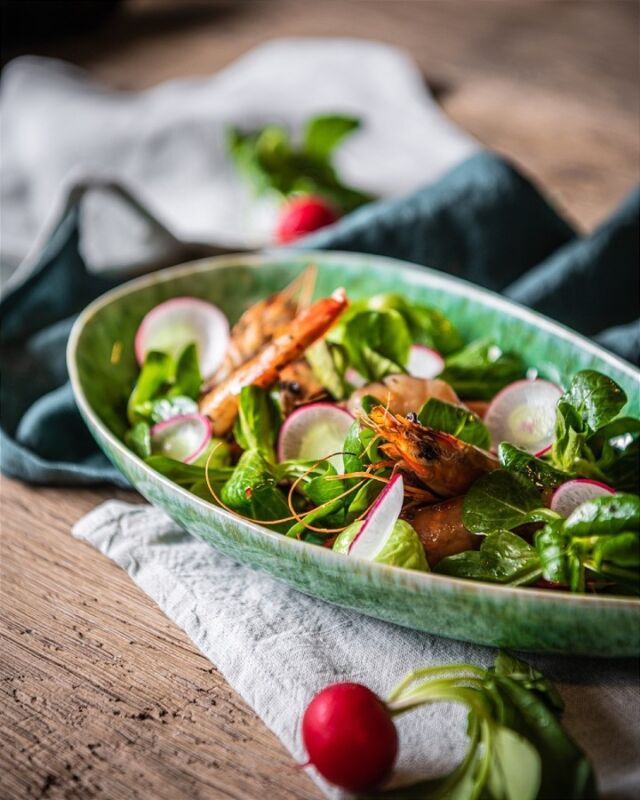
[300,651,593,798]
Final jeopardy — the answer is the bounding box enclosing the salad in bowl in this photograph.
[121,266,639,597]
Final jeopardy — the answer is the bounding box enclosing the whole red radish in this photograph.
[276,195,339,243]
[302,682,398,792]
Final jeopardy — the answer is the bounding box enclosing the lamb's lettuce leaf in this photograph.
[418,397,491,449]
[305,339,349,400]
[334,308,411,381]
[172,342,202,399]
[535,494,640,592]
[435,531,541,586]
[366,293,463,354]
[233,385,282,460]
[462,471,558,534]
[125,421,151,459]
[439,339,526,400]
[498,443,569,490]
[221,449,290,532]
[549,370,639,492]
[127,350,175,424]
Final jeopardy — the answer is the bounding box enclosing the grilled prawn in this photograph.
[199,290,348,435]
[366,405,499,497]
[207,266,317,384]
[347,375,460,416]
[407,497,479,566]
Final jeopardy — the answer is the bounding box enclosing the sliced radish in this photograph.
[550,479,615,517]
[406,344,444,379]
[277,403,354,472]
[484,379,562,454]
[135,297,230,379]
[150,413,212,464]
[349,474,404,560]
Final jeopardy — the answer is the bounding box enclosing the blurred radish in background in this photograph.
[227,114,374,242]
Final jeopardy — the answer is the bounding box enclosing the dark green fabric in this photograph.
[1,152,638,485]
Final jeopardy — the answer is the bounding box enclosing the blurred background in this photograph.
[2,0,638,233]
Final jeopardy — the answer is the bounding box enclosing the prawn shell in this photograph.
[367,405,499,497]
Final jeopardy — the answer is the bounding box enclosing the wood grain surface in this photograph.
[2,2,638,798]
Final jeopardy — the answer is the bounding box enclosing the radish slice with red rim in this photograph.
[550,479,615,517]
[484,379,562,454]
[349,474,404,560]
[277,403,354,472]
[406,344,444,379]
[150,413,212,464]
[135,297,229,379]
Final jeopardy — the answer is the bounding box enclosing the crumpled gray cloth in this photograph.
[0,38,477,283]
[74,501,640,799]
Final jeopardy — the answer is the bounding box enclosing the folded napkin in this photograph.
[0,39,477,281]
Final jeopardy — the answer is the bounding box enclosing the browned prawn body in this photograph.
[207,267,317,384]
[199,290,348,435]
[407,497,479,566]
[366,405,499,497]
[279,360,327,416]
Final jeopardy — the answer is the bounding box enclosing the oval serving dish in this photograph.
[67,251,640,656]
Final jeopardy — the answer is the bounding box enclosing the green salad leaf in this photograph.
[561,370,626,432]
[435,530,541,586]
[591,433,639,494]
[498,443,569,490]
[227,115,373,214]
[342,421,381,478]
[418,397,491,449]
[127,350,175,424]
[145,455,232,498]
[367,293,464,354]
[172,342,202,399]
[221,449,291,533]
[535,494,640,592]
[379,651,595,800]
[335,308,412,382]
[305,339,348,400]
[462,470,559,534]
[439,338,526,400]
[125,421,151,459]
[233,385,282,460]
[303,114,360,159]
[126,343,202,427]
[563,493,640,537]
[133,395,197,425]
[549,370,639,492]
[333,519,429,571]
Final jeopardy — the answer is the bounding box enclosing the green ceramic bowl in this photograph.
[67,251,640,657]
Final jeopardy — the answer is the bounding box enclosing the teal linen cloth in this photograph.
[1,152,638,485]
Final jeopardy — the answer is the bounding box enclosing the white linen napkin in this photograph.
[0,37,477,283]
[74,501,640,799]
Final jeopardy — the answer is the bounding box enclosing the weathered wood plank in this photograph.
[1,479,321,800]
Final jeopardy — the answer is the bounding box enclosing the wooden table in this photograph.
[2,2,638,798]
